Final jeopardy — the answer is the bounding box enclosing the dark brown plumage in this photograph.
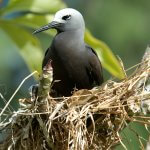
[33,8,103,97]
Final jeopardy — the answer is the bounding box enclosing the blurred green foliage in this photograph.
[0,0,65,74]
[85,30,125,79]
[0,0,125,79]
[0,0,150,149]
[72,0,150,69]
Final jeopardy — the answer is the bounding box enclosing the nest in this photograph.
[1,47,150,150]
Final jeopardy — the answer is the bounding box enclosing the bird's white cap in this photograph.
[53,8,85,32]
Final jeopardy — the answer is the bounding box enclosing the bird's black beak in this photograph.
[33,21,62,34]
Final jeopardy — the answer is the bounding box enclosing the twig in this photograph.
[0,71,38,118]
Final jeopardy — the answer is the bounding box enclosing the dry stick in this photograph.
[0,93,14,112]
[37,60,52,97]
[0,71,38,118]
[36,116,55,149]
[47,102,65,133]
[117,132,127,150]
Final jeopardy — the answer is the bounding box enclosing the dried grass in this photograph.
[1,48,150,150]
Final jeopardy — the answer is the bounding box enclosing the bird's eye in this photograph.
[62,15,71,20]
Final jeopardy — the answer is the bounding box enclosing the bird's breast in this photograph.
[52,33,86,62]
[50,32,91,88]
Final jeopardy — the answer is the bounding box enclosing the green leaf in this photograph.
[0,20,43,75]
[85,30,126,79]
[14,14,53,28]
[3,0,66,15]
[13,14,56,36]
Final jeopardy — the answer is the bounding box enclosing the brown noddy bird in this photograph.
[33,8,103,97]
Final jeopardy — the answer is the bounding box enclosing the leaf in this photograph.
[85,30,126,79]
[13,14,56,36]
[0,27,18,68]
[2,0,66,15]
[14,14,53,29]
[0,20,43,76]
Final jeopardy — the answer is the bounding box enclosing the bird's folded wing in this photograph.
[42,47,51,69]
[86,45,103,86]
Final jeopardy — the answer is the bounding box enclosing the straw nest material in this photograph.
[0,47,150,150]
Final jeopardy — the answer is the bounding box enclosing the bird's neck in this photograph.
[57,28,85,42]
[75,28,85,41]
